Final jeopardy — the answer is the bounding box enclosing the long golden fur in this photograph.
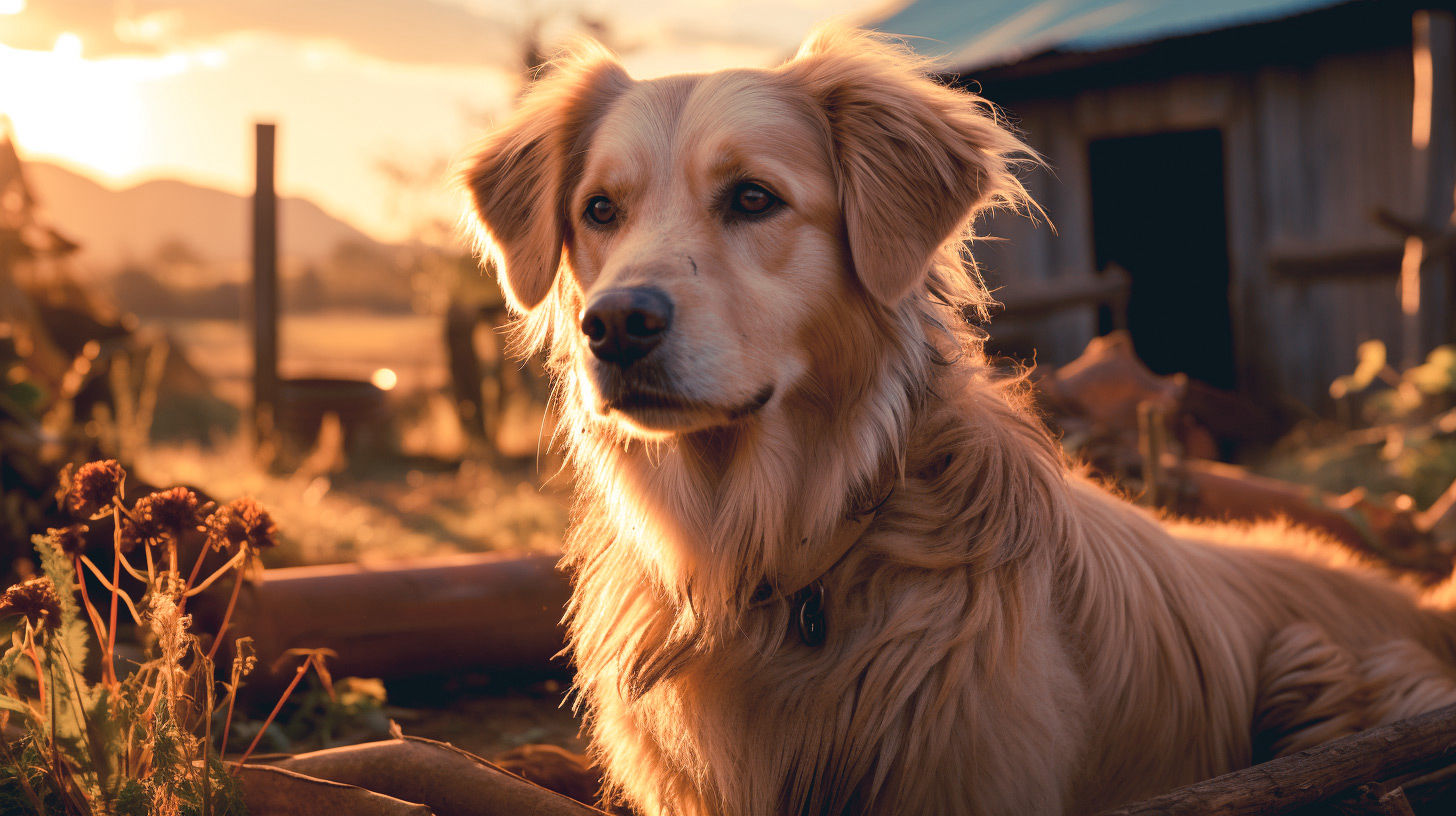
[465,29,1456,815]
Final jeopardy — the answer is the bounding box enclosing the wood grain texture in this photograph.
[979,41,1420,405]
[266,737,611,816]
[1097,703,1456,816]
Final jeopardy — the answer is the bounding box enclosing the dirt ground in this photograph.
[390,674,588,760]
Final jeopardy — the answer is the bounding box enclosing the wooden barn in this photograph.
[873,0,1456,406]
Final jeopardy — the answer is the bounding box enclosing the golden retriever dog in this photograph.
[464,28,1456,815]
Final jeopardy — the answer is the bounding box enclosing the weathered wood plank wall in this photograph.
[976,45,1419,407]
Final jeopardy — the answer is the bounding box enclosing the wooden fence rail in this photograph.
[1098,702,1456,815]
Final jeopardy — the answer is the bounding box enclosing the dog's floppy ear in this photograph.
[784,29,1033,307]
[464,48,630,311]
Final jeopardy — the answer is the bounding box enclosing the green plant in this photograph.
[0,460,332,815]
[1260,341,1456,509]
[1330,340,1456,423]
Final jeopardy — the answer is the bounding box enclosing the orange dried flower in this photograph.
[61,460,126,519]
[204,498,278,554]
[141,487,202,533]
[0,577,61,629]
[122,487,202,550]
[48,523,90,556]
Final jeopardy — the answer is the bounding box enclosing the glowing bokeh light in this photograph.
[371,368,398,391]
[0,0,26,16]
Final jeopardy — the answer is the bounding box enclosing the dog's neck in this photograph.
[557,286,990,617]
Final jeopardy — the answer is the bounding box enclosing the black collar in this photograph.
[750,508,879,647]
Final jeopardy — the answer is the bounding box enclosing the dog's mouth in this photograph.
[595,377,775,432]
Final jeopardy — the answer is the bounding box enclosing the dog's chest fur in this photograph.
[570,520,1088,816]
[560,371,1456,816]
[560,367,1099,815]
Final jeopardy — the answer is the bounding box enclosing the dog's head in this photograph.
[466,29,1029,437]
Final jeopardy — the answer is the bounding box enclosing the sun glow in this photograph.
[52,32,82,59]
[0,44,155,180]
[0,2,874,244]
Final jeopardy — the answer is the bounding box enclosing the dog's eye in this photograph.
[585,196,617,226]
[730,183,778,217]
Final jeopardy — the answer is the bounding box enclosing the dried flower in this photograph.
[48,523,90,556]
[204,498,278,554]
[117,512,146,554]
[60,460,126,519]
[141,487,202,533]
[0,577,61,629]
[125,487,203,550]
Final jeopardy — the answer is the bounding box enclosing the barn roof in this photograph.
[869,0,1359,73]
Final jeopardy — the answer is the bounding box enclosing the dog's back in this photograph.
[1055,480,1456,809]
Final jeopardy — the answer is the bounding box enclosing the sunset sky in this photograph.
[1,0,889,244]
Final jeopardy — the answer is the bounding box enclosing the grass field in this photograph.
[133,309,569,567]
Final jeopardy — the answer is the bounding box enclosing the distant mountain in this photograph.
[24,162,383,270]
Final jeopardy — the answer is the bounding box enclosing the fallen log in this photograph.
[1166,458,1454,577]
[237,764,434,815]
[197,552,572,684]
[251,736,609,816]
[1097,702,1456,815]
[1169,458,1381,548]
[494,743,605,808]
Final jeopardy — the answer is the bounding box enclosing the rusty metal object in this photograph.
[202,553,571,683]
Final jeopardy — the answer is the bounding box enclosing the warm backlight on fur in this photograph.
[459,25,1456,816]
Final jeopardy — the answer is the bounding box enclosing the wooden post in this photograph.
[1403,11,1456,367]
[252,123,279,443]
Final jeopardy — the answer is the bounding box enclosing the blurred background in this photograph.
[5,0,1456,769]
[0,0,891,567]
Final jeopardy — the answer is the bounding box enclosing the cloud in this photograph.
[0,0,525,67]
[2,0,889,71]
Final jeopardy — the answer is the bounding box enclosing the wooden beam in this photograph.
[1267,241,1406,281]
[252,122,279,444]
[1097,702,1456,816]
[988,266,1131,323]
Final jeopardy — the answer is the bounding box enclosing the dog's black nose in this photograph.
[580,287,673,367]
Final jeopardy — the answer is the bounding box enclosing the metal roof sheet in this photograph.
[869,0,1355,72]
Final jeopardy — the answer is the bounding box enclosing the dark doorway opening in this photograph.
[1089,129,1237,390]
